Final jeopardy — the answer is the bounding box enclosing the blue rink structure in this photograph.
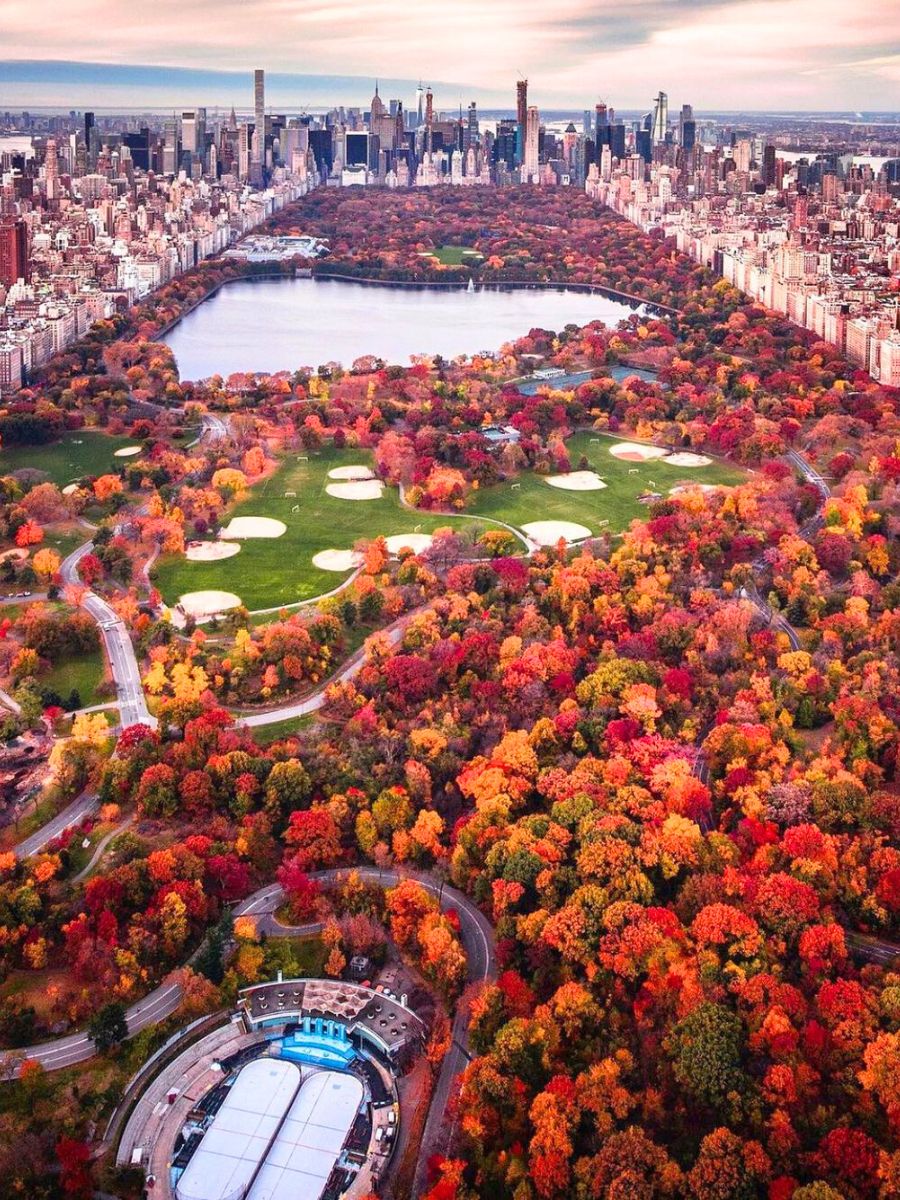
[275,1018,358,1070]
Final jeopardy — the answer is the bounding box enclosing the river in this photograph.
[163,276,644,379]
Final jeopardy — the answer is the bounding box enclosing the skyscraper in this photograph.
[163,117,179,174]
[651,91,668,144]
[516,79,528,164]
[44,138,60,203]
[84,111,95,167]
[465,101,479,153]
[516,80,528,128]
[523,105,539,180]
[678,103,693,145]
[253,69,265,164]
[425,87,434,156]
[762,144,777,186]
[182,111,198,154]
[0,219,29,288]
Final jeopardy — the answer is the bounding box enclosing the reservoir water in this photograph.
[163,276,644,379]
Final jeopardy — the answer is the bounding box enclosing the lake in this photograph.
[163,277,644,379]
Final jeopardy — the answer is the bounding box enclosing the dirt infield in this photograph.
[185,541,241,562]
[522,520,592,544]
[327,465,376,481]
[608,442,668,462]
[311,549,364,571]
[219,517,287,538]
[545,471,608,491]
[178,589,243,617]
[325,480,385,501]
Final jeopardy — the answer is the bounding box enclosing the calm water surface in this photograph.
[164,277,643,379]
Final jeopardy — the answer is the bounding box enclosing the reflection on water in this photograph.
[163,277,643,379]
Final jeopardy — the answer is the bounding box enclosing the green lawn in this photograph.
[152,446,492,612]
[467,433,744,535]
[41,648,108,708]
[42,524,90,561]
[252,713,318,745]
[0,431,140,487]
[429,245,484,266]
[262,934,327,979]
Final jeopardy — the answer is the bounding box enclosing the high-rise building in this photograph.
[651,91,668,144]
[425,87,434,156]
[44,138,60,203]
[516,80,528,128]
[182,111,198,154]
[0,218,29,288]
[523,105,539,180]
[84,111,95,166]
[465,102,479,153]
[516,79,528,164]
[123,128,152,171]
[195,107,207,167]
[610,123,626,160]
[637,114,652,163]
[762,144,777,186]
[678,103,693,143]
[163,117,179,174]
[253,68,265,165]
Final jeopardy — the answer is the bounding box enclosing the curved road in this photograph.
[7,867,496,1090]
[59,541,156,730]
[13,790,99,861]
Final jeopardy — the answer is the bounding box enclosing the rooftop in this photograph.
[175,1058,301,1200]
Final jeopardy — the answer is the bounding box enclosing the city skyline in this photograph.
[1,0,898,110]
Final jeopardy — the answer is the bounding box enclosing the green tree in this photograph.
[667,1002,748,1111]
[89,1002,128,1052]
[264,759,311,819]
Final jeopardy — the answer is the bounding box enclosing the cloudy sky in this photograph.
[1,0,898,109]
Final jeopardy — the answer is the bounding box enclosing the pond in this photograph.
[163,276,645,379]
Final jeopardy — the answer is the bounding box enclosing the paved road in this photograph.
[10,866,496,1083]
[847,932,900,968]
[3,978,182,1075]
[186,411,229,448]
[13,790,99,860]
[59,541,156,730]
[200,412,229,443]
[0,592,47,607]
[235,618,408,728]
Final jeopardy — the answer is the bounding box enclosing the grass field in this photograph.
[40,648,108,708]
[251,713,319,745]
[0,431,140,487]
[43,524,90,561]
[429,245,484,266]
[152,446,494,612]
[467,432,745,534]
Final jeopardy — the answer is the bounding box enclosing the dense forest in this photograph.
[0,188,896,1199]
